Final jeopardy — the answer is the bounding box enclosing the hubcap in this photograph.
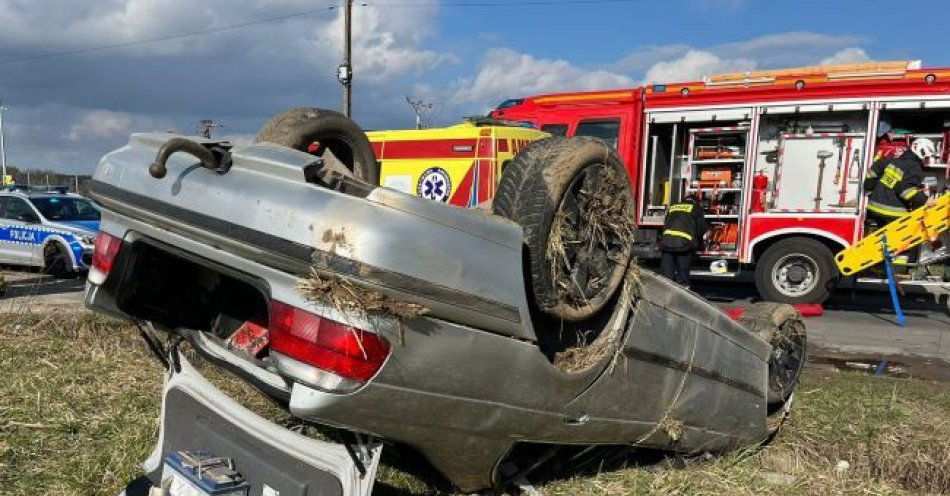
[771,253,819,298]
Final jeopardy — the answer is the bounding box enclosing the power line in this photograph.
[0,5,341,66]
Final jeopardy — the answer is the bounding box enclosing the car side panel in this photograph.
[559,272,769,450]
[0,219,42,266]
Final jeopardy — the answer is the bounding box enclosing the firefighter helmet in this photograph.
[911,138,937,161]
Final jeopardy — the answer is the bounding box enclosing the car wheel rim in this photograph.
[769,321,806,398]
[771,253,819,298]
[548,163,631,308]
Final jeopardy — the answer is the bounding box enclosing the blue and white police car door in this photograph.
[0,198,43,266]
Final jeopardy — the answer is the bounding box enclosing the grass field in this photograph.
[1,312,948,495]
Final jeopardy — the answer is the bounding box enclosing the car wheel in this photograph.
[43,242,73,278]
[492,138,558,221]
[755,237,837,304]
[493,136,635,321]
[255,107,380,185]
[737,302,807,408]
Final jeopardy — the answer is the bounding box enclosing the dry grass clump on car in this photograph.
[297,269,429,345]
[297,269,429,322]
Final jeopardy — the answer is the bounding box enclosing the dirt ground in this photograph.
[0,269,85,313]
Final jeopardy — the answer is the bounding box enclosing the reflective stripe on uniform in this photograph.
[668,203,694,213]
[867,201,907,218]
[900,187,919,200]
[663,229,693,241]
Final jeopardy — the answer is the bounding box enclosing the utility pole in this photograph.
[196,119,222,139]
[338,0,354,117]
[406,97,434,130]
[0,101,8,185]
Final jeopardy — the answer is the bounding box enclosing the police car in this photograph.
[0,187,100,276]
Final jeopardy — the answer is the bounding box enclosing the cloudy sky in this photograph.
[0,0,947,174]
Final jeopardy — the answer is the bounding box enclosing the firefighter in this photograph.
[660,195,707,287]
[863,138,934,227]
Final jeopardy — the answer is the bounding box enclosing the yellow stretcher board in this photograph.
[835,194,950,276]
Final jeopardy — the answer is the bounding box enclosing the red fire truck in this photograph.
[492,61,950,304]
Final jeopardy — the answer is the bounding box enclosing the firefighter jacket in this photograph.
[863,150,928,218]
[660,200,708,252]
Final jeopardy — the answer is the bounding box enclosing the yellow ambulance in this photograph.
[367,120,548,207]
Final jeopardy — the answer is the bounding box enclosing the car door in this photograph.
[2,197,44,266]
[0,197,11,264]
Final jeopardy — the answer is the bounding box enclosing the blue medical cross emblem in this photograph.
[417,167,452,202]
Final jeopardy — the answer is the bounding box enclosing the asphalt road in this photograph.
[1,269,86,313]
[692,278,950,380]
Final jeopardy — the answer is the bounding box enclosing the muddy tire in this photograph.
[493,138,560,220]
[737,302,807,408]
[255,107,380,184]
[493,137,635,321]
[755,237,837,304]
[43,242,73,278]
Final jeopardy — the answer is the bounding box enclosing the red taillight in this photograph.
[269,301,390,382]
[92,231,123,275]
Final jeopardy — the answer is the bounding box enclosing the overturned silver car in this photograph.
[85,108,805,494]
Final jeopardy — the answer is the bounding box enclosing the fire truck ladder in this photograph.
[835,193,950,276]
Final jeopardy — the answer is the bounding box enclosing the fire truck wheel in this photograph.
[255,107,380,185]
[494,136,635,321]
[755,237,837,304]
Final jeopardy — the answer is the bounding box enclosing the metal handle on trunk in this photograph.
[149,138,228,179]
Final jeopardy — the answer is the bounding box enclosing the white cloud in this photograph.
[0,0,452,171]
[315,0,455,82]
[453,48,634,109]
[67,110,170,140]
[713,32,865,66]
[643,50,756,84]
[619,32,870,84]
[0,0,451,80]
[610,44,692,74]
[819,47,870,65]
